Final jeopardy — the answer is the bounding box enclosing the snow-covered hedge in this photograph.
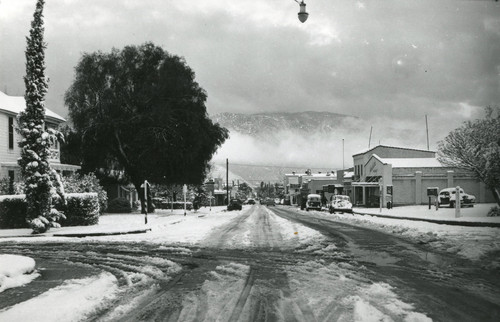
[0,195,28,229]
[107,197,132,213]
[0,193,100,229]
[56,193,100,226]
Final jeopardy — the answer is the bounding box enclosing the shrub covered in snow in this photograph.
[62,173,107,214]
[56,193,99,226]
[0,195,29,229]
[487,206,500,217]
[0,193,100,228]
[107,197,132,213]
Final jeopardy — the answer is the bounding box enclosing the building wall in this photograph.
[0,112,19,163]
[392,171,494,205]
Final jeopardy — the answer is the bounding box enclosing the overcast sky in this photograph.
[1,0,499,166]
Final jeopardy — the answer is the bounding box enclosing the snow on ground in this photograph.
[0,254,39,293]
[176,262,251,321]
[356,203,500,223]
[285,260,432,322]
[298,204,500,263]
[0,206,237,244]
[0,272,119,322]
[262,206,326,246]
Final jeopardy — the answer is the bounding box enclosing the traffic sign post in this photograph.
[455,186,461,218]
[141,180,149,225]
[183,184,187,216]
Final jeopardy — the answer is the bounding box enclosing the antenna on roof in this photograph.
[425,115,430,150]
[368,126,373,149]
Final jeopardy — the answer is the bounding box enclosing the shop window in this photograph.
[8,116,14,150]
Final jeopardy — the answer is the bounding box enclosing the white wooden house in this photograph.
[0,91,80,185]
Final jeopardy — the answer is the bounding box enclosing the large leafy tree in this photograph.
[64,43,228,211]
[17,0,65,233]
[438,106,500,206]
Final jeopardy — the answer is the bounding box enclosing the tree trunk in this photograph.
[133,181,146,214]
[491,187,500,207]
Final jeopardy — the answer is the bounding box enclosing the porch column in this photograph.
[362,186,366,205]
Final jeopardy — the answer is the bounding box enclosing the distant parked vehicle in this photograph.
[227,199,243,211]
[329,195,353,214]
[438,188,475,208]
[246,198,256,205]
[264,198,276,206]
[306,194,322,211]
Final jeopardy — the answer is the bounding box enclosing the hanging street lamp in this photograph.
[294,0,309,23]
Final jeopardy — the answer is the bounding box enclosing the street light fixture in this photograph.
[294,0,309,23]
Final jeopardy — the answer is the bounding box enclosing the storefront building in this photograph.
[352,145,494,207]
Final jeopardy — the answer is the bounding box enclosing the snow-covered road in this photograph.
[1,205,499,321]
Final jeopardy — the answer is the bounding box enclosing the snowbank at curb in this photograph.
[0,254,39,293]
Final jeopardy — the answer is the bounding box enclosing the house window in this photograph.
[8,116,14,150]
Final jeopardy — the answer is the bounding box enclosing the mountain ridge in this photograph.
[212,111,359,136]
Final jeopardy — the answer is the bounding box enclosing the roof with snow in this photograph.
[353,145,436,157]
[0,91,65,123]
[371,154,444,168]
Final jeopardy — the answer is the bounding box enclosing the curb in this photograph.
[352,211,500,228]
[52,228,152,237]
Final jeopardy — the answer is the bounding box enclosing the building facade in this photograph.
[0,91,80,187]
[351,145,494,207]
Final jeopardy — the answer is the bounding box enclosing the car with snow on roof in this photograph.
[438,188,475,208]
[306,194,322,211]
[329,195,353,214]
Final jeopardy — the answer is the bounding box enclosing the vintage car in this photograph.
[227,199,243,211]
[329,195,353,214]
[306,194,322,211]
[438,188,475,208]
[264,198,276,206]
[245,198,256,205]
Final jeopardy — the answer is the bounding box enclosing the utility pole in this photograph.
[342,138,345,170]
[425,115,430,150]
[226,158,229,205]
[368,126,373,149]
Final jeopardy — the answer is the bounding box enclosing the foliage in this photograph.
[0,196,28,229]
[17,0,65,233]
[0,193,99,229]
[107,197,132,213]
[487,206,500,217]
[64,42,229,213]
[56,193,100,226]
[0,178,14,195]
[438,106,500,206]
[62,173,108,213]
[59,124,82,166]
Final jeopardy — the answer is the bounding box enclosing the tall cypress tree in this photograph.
[18,0,64,233]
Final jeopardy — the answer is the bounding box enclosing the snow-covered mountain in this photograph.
[212,111,359,137]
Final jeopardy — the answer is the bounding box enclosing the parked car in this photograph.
[438,188,475,208]
[306,194,322,211]
[246,198,256,205]
[264,198,276,206]
[329,195,353,214]
[227,199,243,211]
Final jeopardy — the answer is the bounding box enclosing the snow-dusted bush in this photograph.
[487,206,500,217]
[62,173,107,214]
[0,195,29,229]
[0,193,99,228]
[16,0,65,234]
[107,197,132,213]
[57,193,99,226]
